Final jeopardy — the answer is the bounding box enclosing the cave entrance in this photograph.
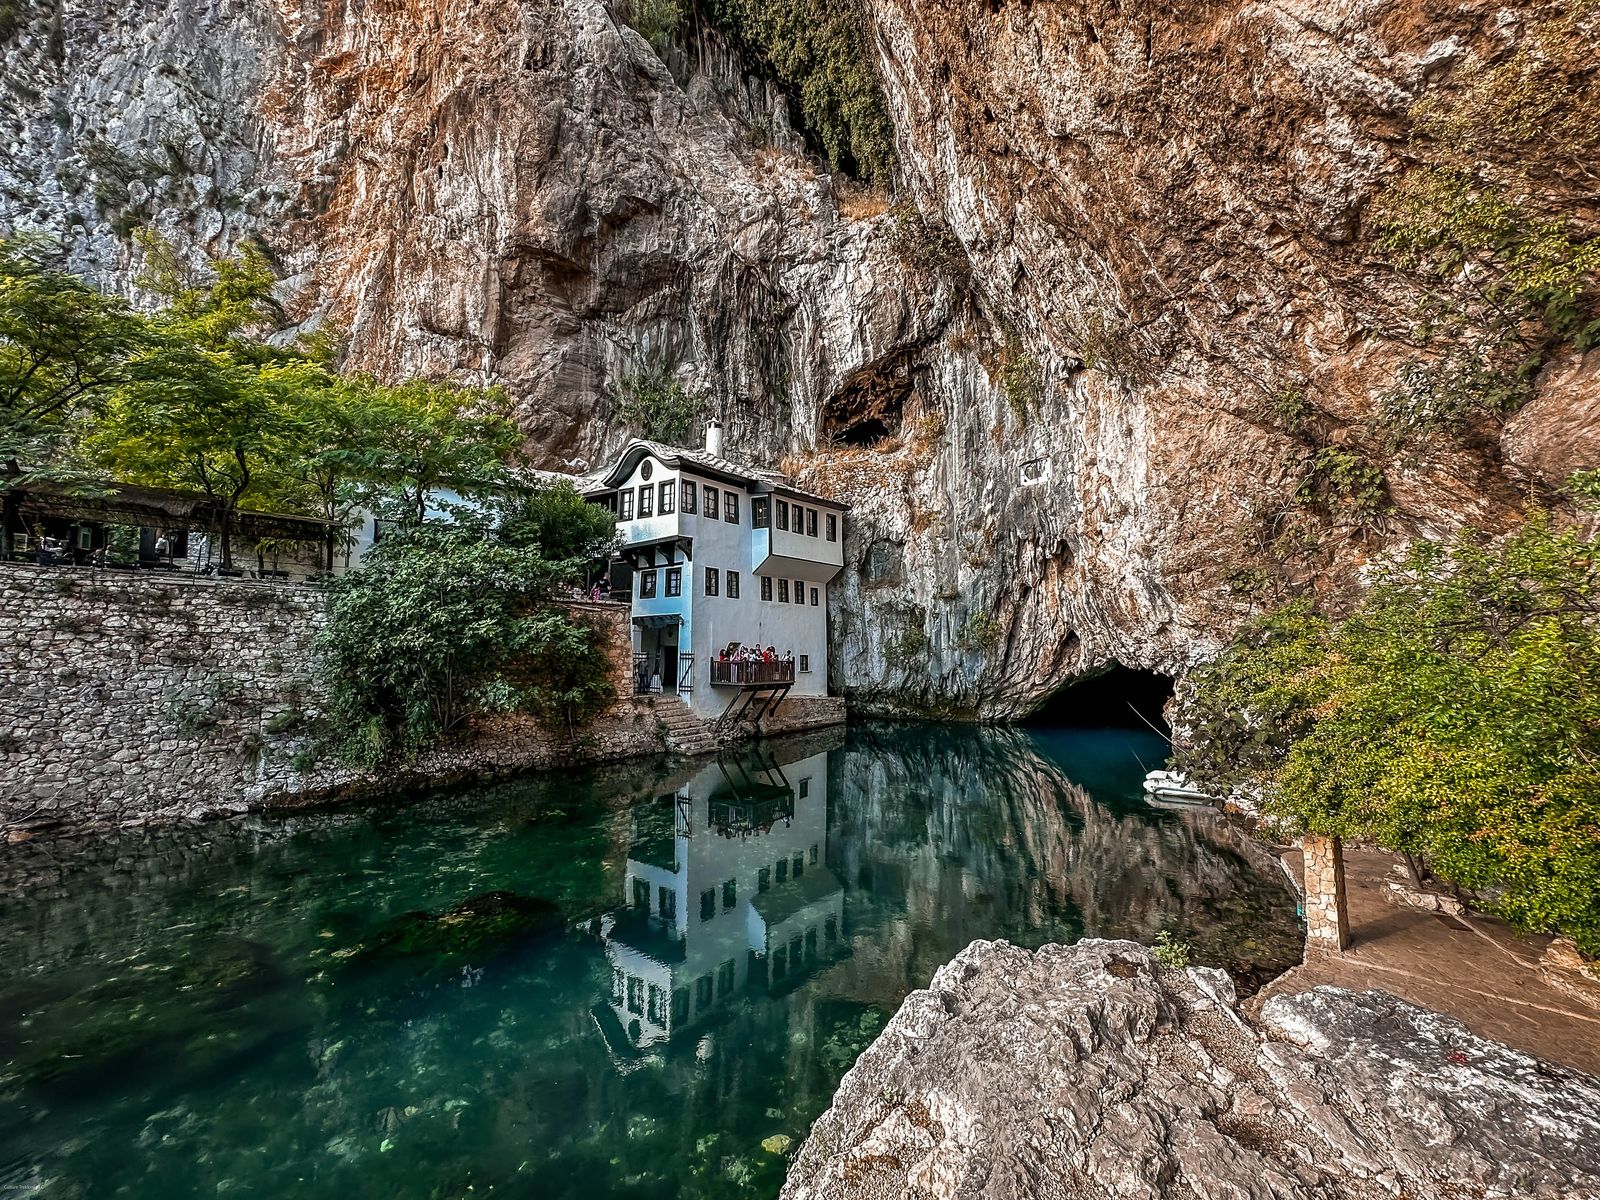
[819,352,913,447]
[1026,665,1174,736]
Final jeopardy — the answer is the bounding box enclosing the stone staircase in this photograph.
[647,697,719,757]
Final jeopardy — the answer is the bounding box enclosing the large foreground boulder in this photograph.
[782,939,1600,1200]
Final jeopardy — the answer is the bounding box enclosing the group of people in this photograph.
[719,644,790,665]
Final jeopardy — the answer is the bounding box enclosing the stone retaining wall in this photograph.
[0,567,693,831]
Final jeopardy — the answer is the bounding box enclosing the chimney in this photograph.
[704,419,723,458]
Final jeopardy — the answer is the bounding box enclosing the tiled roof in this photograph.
[586,438,846,508]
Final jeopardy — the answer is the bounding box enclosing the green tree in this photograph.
[353,377,523,526]
[1177,513,1600,954]
[282,377,389,571]
[317,524,612,764]
[0,235,146,493]
[495,479,618,573]
[83,237,326,569]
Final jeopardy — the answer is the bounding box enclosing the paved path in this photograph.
[1250,846,1600,1078]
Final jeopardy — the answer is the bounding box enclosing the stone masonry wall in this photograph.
[0,568,675,831]
[1301,834,1352,952]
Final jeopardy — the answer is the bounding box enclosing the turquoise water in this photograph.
[0,723,1300,1200]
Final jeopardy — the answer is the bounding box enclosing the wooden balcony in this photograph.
[709,659,795,687]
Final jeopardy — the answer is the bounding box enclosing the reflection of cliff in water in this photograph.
[825,724,1301,999]
[0,723,1301,1200]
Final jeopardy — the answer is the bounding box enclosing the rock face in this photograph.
[781,939,1600,1200]
[2,0,1594,716]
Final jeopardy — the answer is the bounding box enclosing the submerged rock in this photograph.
[354,890,564,973]
[782,939,1600,1200]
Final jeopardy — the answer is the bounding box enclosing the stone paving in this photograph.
[1251,845,1600,1078]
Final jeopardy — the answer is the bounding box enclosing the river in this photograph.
[0,722,1300,1200]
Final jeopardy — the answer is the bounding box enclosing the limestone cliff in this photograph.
[2,0,1595,716]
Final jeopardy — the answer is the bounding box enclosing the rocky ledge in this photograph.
[781,939,1600,1200]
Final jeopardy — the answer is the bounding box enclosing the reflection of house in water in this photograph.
[592,745,844,1062]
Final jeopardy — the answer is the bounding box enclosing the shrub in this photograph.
[316,524,614,765]
[1176,514,1600,955]
[609,365,706,445]
[961,611,1004,652]
[996,331,1043,421]
[620,0,684,53]
[1152,931,1191,970]
[886,199,965,278]
[704,0,896,185]
[1295,446,1388,530]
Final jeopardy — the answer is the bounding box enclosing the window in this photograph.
[659,479,675,514]
[825,915,838,943]
[647,982,663,1023]
[792,852,805,879]
[724,492,739,523]
[703,484,717,516]
[810,587,819,607]
[681,479,697,514]
[793,505,803,532]
[671,987,689,1025]
[805,928,817,960]
[776,499,789,531]
[705,567,719,596]
[826,513,837,542]
[793,579,804,603]
[638,485,653,518]
[612,968,625,1004]
[639,570,657,599]
[727,571,740,598]
[722,879,736,910]
[809,843,819,865]
[658,885,676,921]
[778,579,790,603]
[620,490,634,521]
[772,946,787,979]
[799,777,810,798]
[633,878,649,908]
[799,654,811,673]
[775,858,788,884]
[758,866,771,893]
[760,576,772,602]
[718,959,735,998]
[788,934,803,966]
[695,974,713,1010]
[753,497,770,528]
[807,507,818,537]
[666,567,681,597]
[700,888,716,921]
[627,975,643,1014]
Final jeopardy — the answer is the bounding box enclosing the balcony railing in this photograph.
[710,659,795,687]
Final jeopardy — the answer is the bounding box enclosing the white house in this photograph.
[581,423,845,726]
[591,745,844,1061]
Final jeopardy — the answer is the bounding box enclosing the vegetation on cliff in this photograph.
[1178,510,1600,955]
[1374,0,1599,441]
[700,0,896,185]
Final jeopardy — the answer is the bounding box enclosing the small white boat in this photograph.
[1141,769,1222,809]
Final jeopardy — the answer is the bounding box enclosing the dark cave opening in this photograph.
[838,416,892,447]
[1026,666,1174,736]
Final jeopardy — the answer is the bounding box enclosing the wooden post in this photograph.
[1301,834,1351,952]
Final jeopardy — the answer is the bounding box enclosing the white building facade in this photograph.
[583,424,845,724]
[592,745,843,1060]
